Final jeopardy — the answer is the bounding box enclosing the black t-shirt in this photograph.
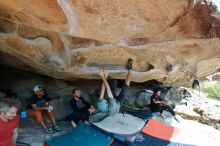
[28,94,51,109]
[69,97,91,113]
[150,95,162,109]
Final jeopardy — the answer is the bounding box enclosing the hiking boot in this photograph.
[127,58,133,70]
[44,127,54,134]
[54,125,61,132]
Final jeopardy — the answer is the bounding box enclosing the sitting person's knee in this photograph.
[35,112,44,123]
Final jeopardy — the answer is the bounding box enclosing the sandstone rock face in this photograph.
[0,0,220,83]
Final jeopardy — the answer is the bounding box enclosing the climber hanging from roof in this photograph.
[97,58,133,116]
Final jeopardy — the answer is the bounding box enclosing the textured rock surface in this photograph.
[0,91,6,98]
[174,88,220,129]
[164,86,192,107]
[0,0,220,83]
[135,90,153,108]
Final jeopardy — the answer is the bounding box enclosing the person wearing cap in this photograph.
[27,85,61,134]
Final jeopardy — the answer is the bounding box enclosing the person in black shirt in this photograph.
[27,85,61,134]
[67,88,95,127]
[150,89,177,119]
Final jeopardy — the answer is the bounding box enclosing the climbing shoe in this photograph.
[54,125,61,132]
[44,127,54,134]
[127,58,133,70]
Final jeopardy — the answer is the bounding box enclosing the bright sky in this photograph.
[212,0,220,10]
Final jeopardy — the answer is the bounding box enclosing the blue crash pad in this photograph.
[46,124,113,146]
[111,132,195,146]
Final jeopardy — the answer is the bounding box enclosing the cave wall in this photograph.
[0,0,220,84]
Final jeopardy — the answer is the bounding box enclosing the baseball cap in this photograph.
[33,85,42,93]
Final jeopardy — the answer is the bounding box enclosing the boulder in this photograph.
[0,1,219,84]
[49,98,67,120]
[135,90,153,108]
[164,86,192,107]
[80,91,92,104]
[174,88,220,129]
[123,89,136,106]
[0,91,6,98]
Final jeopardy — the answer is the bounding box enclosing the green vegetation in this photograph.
[201,82,220,100]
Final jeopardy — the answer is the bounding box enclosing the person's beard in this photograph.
[74,95,80,99]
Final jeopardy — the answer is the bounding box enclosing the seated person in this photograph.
[97,58,133,116]
[67,88,95,127]
[150,89,179,121]
[27,85,61,134]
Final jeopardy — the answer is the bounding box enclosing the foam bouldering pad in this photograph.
[92,113,146,144]
[46,124,113,146]
[142,119,179,141]
[111,132,194,146]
